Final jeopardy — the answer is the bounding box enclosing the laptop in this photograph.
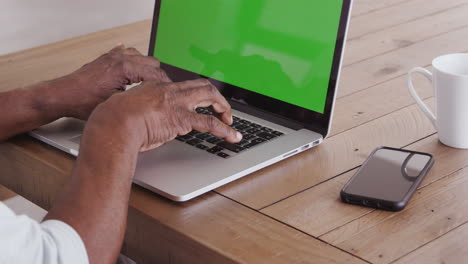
[30,0,353,202]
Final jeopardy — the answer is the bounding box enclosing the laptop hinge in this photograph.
[229,100,304,131]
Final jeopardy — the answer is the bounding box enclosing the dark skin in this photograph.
[0,45,170,141]
[0,46,241,264]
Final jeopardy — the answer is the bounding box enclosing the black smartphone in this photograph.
[341,146,434,211]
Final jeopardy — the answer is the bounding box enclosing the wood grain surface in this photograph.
[0,184,16,201]
[1,0,468,263]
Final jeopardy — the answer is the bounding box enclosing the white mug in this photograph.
[408,53,468,149]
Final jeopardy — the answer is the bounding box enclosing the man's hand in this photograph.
[86,79,242,152]
[45,79,241,264]
[0,45,171,142]
[50,45,171,119]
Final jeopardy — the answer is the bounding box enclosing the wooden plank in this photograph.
[321,164,468,264]
[393,221,468,264]
[339,25,468,98]
[0,138,73,209]
[261,169,362,237]
[216,99,436,209]
[318,135,468,247]
[331,4,468,135]
[0,184,16,201]
[351,0,407,18]
[127,186,366,264]
[344,3,468,66]
[331,69,433,136]
[261,133,468,238]
[0,136,365,264]
[347,0,468,40]
[0,20,152,92]
[319,136,468,245]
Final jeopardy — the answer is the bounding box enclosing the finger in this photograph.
[197,97,233,125]
[173,79,212,90]
[179,85,233,125]
[123,61,171,83]
[140,142,165,152]
[198,102,233,125]
[122,47,143,56]
[189,113,242,143]
[127,55,161,68]
[109,44,125,53]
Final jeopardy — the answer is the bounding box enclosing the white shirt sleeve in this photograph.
[0,202,88,264]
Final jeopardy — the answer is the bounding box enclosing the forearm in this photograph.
[0,78,72,141]
[44,114,141,264]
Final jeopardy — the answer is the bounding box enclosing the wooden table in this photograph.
[2,0,468,263]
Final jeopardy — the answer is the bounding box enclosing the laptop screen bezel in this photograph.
[148,0,352,137]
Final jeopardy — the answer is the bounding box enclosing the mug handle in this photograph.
[407,67,437,129]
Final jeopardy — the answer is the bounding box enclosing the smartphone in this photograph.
[341,146,434,211]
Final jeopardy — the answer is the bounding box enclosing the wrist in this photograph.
[83,94,145,156]
[28,76,79,120]
[24,80,67,123]
[79,122,140,183]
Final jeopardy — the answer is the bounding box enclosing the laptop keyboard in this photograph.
[175,108,285,158]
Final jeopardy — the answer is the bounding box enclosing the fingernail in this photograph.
[230,115,233,124]
[114,43,124,47]
[236,132,242,140]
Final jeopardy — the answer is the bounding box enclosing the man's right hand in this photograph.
[47,78,243,264]
[86,79,242,152]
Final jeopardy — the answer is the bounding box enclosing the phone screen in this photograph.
[344,148,432,202]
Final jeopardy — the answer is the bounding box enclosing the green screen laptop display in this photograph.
[154,0,343,114]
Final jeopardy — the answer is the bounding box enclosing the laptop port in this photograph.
[301,144,310,151]
[283,149,299,158]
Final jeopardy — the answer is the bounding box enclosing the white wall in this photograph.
[0,0,155,55]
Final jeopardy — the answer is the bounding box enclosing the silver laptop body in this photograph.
[30,0,353,201]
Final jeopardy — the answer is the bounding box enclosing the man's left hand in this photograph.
[47,44,171,119]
